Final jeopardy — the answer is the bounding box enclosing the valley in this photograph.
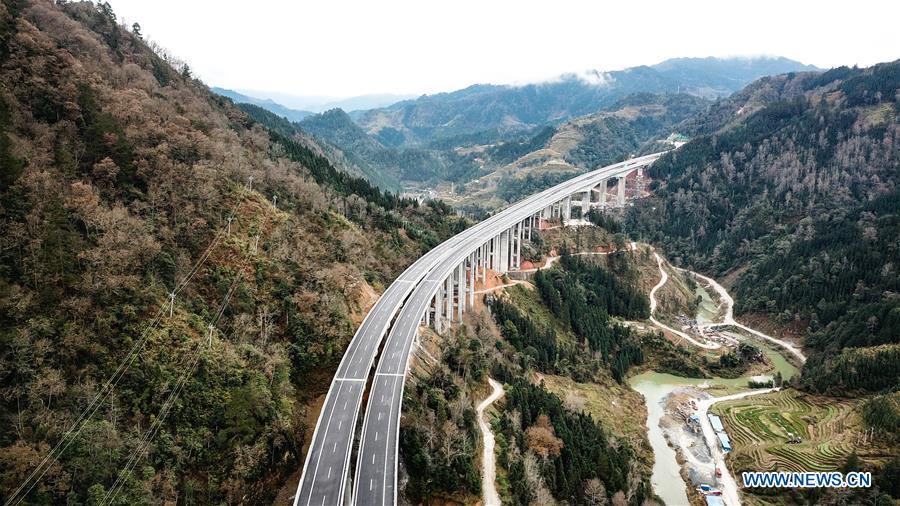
[0,2,897,506]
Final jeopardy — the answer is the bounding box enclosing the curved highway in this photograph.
[351,153,664,505]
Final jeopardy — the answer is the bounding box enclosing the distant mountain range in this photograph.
[354,57,820,146]
[211,88,416,117]
[211,87,315,122]
[214,56,821,196]
[287,56,818,193]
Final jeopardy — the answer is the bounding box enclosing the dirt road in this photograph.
[697,388,778,506]
[477,378,505,506]
[649,252,721,349]
[688,270,806,363]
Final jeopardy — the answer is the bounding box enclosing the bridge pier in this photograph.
[434,290,442,332]
[617,175,626,206]
[445,276,452,323]
[481,243,487,282]
[457,262,465,321]
[600,178,608,206]
[468,253,475,308]
[499,229,509,273]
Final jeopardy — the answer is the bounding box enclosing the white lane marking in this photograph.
[382,374,400,504]
[375,432,379,441]
[338,420,342,430]
[375,372,405,377]
[335,377,366,382]
[327,467,332,479]
[304,379,346,505]
[370,479,374,491]
[321,495,326,506]
[372,453,376,464]
[378,412,382,421]
[343,400,347,410]
[328,154,663,503]
[332,442,337,453]
[381,395,384,403]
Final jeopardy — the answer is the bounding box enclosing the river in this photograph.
[629,260,800,505]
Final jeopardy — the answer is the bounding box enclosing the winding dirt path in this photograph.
[476,378,505,506]
[688,270,807,363]
[649,252,721,349]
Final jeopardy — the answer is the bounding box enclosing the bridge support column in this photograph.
[508,227,515,270]
[500,229,509,273]
[445,276,453,324]
[458,262,465,321]
[481,243,487,283]
[600,178,608,206]
[617,175,626,206]
[516,221,523,269]
[582,191,590,217]
[468,253,475,307]
[510,224,517,271]
[492,235,500,271]
[435,289,443,332]
[563,196,571,223]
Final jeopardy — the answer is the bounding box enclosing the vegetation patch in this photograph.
[712,389,885,477]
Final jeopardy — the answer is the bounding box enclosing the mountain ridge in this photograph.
[355,56,820,146]
[211,86,314,122]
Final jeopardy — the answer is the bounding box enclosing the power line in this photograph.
[101,278,241,505]
[100,194,277,505]
[5,197,247,506]
[3,307,166,506]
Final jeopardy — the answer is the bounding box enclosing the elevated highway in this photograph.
[294,153,664,506]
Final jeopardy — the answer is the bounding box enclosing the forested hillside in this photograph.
[454,93,709,209]
[299,108,479,187]
[287,59,812,197]
[399,237,656,505]
[625,62,900,395]
[356,57,817,146]
[0,1,465,503]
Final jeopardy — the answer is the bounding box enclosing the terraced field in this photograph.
[712,390,871,473]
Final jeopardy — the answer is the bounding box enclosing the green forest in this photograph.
[487,252,648,382]
[626,61,900,395]
[494,378,643,505]
[0,2,465,503]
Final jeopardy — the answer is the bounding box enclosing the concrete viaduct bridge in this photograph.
[293,153,664,506]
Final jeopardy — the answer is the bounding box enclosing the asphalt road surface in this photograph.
[352,153,663,506]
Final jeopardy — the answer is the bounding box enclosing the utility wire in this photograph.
[4,197,246,506]
[102,279,240,505]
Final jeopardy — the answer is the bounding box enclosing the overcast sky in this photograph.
[110,0,899,99]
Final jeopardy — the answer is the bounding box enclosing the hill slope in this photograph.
[451,93,710,209]
[211,87,314,122]
[300,108,480,185]
[356,57,818,146]
[0,1,465,503]
[625,61,900,394]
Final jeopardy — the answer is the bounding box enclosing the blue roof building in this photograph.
[708,413,725,432]
[717,432,732,452]
[705,496,726,506]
